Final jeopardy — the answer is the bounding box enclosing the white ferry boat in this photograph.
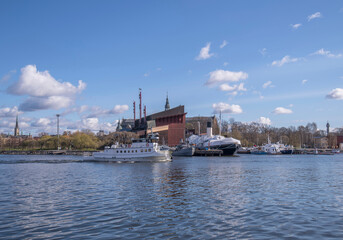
[92,133,172,162]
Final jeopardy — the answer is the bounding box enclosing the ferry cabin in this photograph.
[102,139,159,158]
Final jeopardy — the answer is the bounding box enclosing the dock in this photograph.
[194,149,223,156]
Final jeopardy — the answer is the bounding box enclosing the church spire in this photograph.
[165,92,170,111]
[14,114,19,136]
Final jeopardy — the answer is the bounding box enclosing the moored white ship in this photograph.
[187,121,241,156]
[92,133,171,162]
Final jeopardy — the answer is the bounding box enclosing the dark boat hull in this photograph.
[281,149,293,154]
[201,143,239,156]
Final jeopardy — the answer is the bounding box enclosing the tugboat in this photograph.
[92,133,172,162]
[172,141,195,157]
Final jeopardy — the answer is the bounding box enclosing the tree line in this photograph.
[221,119,341,148]
[0,131,138,151]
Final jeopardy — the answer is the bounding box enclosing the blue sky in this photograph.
[0,0,342,135]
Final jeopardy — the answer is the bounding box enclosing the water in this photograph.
[1,154,343,239]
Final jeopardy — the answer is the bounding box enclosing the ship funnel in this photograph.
[207,121,212,138]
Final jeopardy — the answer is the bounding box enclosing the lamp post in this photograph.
[56,114,60,150]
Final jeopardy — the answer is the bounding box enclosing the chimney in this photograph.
[207,121,212,138]
[133,101,136,124]
[139,89,142,124]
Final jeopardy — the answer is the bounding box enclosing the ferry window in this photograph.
[136,150,137,153]
[128,150,130,153]
[148,149,151,152]
[124,150,126,153]
[120,150,122,153]
[145,149,147,152]
[116,151,118,153]
[141,149,143,152]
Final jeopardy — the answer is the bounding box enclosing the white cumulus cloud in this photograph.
[257,117,271,125]
[220,40,228,48]
[302,79,308,84]
[82,118,99,130]
[212,102,243,114]
[272,107,293,114]
[219,83,246,92]
[7,65,86,111]
[308,12,322,21]
[86,105,129,118]
[0,106,19,118]
[31,118,51,127]
[326,88,343,100]
[263,81,273,89]
[19,96,73,111]
[196,43,214,60]
[291,23,302,29]
[8,65,86,97]
[259,48,267,56]
[206,69,248,85]
[272,55,299,67]
[311,48,342,58]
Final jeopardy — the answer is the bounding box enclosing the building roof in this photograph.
[147,105,185,121]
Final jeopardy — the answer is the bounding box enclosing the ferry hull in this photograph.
[172,147,195,157]
[92,156,171,163]
[92,151,172,163]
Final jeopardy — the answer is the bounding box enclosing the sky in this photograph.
[0,0,343,135]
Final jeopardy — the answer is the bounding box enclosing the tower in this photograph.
[326,121,330,136]
[116,119,122,131]
[14,114,19,136]
[56,114,60,150]
[165,93,170,111]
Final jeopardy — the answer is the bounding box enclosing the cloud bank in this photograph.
[7,65,86,111]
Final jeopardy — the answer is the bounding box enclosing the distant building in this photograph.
[313,136,328,149]
[97,130,105,137]
[337,136,343,149]
[117,119,135,132]
[326,121,330,136]
[185,116,219,137]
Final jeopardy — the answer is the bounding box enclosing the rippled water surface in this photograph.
[1,154,343,239]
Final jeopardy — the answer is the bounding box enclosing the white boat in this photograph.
[250,136,282,155]
[187,122,241,156]
[250,144,281,155]
[92,133,172,162]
